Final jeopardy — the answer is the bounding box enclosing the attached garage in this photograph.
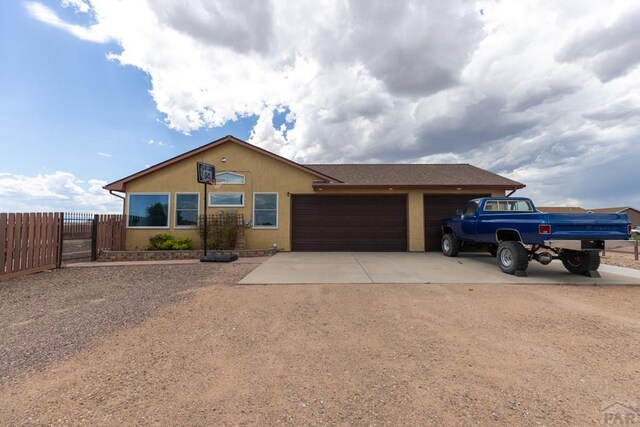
[291,195,407,251]
[423,194,490,252]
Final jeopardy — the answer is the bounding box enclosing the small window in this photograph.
[210,192,244,207]
[128,193,169,228]
[175,193,199,227]
[253,193,278,228]
[216,172,245,185]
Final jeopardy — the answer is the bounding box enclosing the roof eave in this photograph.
[103,135,341,192]
[312,183,526,190]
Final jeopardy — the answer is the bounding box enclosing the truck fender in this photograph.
[441,225,456,239]
[495,228,523,243]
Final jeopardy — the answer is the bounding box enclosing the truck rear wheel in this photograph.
[562,251,601,275]
[497,241,528,275]
[441,233,460,257]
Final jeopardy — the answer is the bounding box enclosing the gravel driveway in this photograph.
[2,263,640,425]
[0,262,257,387]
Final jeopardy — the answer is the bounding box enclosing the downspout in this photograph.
[506,188,517,197]
[109,190,125,200]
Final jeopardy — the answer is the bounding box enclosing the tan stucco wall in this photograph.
[123,141,321,251]
[121,141,505,251]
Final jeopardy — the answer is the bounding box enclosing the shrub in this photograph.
[148,233,193,250]
[172,237,193,250]
[199,212,239,250]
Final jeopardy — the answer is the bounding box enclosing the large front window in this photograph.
[175,193,199,227]
[128,193,169,227]
[253,193,278,228]
[210,192,244,207]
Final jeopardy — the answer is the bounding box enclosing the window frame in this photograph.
[215,172,245,185]
[126,192,171,229]
[253,192,279,229]
[174,192,200,228]
[209,192,245,208]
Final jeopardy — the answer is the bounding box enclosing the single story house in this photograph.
[104,135,524,252]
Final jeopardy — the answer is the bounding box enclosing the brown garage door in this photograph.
[423,194,490,252]
[292,195,407,251]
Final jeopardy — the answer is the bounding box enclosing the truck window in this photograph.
[484,199,534,212]
[464,201,479,216]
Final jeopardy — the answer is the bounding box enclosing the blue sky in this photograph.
[0,1,254,187]
[1,1,639,212]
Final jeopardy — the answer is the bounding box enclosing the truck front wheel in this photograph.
[497,241,529,275]
[562,251,601,275]
[441,233,460,257]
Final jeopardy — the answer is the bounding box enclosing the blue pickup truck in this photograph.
[441,197,634,277]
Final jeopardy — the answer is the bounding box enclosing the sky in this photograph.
[1,0,639,213]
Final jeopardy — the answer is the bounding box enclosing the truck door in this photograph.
[460,201,479,240]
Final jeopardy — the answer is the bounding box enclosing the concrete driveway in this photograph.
[239,252,640,285]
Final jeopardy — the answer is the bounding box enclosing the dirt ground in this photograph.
[1,266,640,425]
[602,251,640,270]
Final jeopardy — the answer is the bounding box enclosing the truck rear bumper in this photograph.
[544,239,636,251]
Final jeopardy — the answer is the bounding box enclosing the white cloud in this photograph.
[0,172,122,213]
[26,0,640,208]
[97,152,112,157]
[24,2,112,43]
[61,0,91,13]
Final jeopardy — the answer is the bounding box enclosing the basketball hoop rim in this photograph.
[206,179,216,185]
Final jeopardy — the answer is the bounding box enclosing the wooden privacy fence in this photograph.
[92,214,126,260]
[0,213,63,281]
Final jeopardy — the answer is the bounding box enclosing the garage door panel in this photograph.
[292,195,407,251]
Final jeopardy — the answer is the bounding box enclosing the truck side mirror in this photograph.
[456,209,463,217]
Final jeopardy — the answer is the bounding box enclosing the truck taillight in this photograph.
[629,225,633,235]
[539,224,551,234]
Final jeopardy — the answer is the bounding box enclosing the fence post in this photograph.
[0,213,6,277]
[56,212,64,268]
[91,214,99,261]
[635,240,638,262]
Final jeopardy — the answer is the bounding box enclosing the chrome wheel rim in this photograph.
[500,248,513,268]
[443,239,450,252]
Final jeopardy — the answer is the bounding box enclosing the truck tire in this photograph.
[562,251,601,275]
[441,233,460,257]
[497,241,528,275]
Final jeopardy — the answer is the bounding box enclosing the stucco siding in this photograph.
[120,140,507,251]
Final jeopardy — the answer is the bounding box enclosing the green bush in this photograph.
[199,212,239,250]
[172,237,193,250]
[148,233,193,250]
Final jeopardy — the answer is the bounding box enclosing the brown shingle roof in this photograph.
[103,135,525,192]
[537,206,588,213]
[305,164,524,189]
[589,207,636,214]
